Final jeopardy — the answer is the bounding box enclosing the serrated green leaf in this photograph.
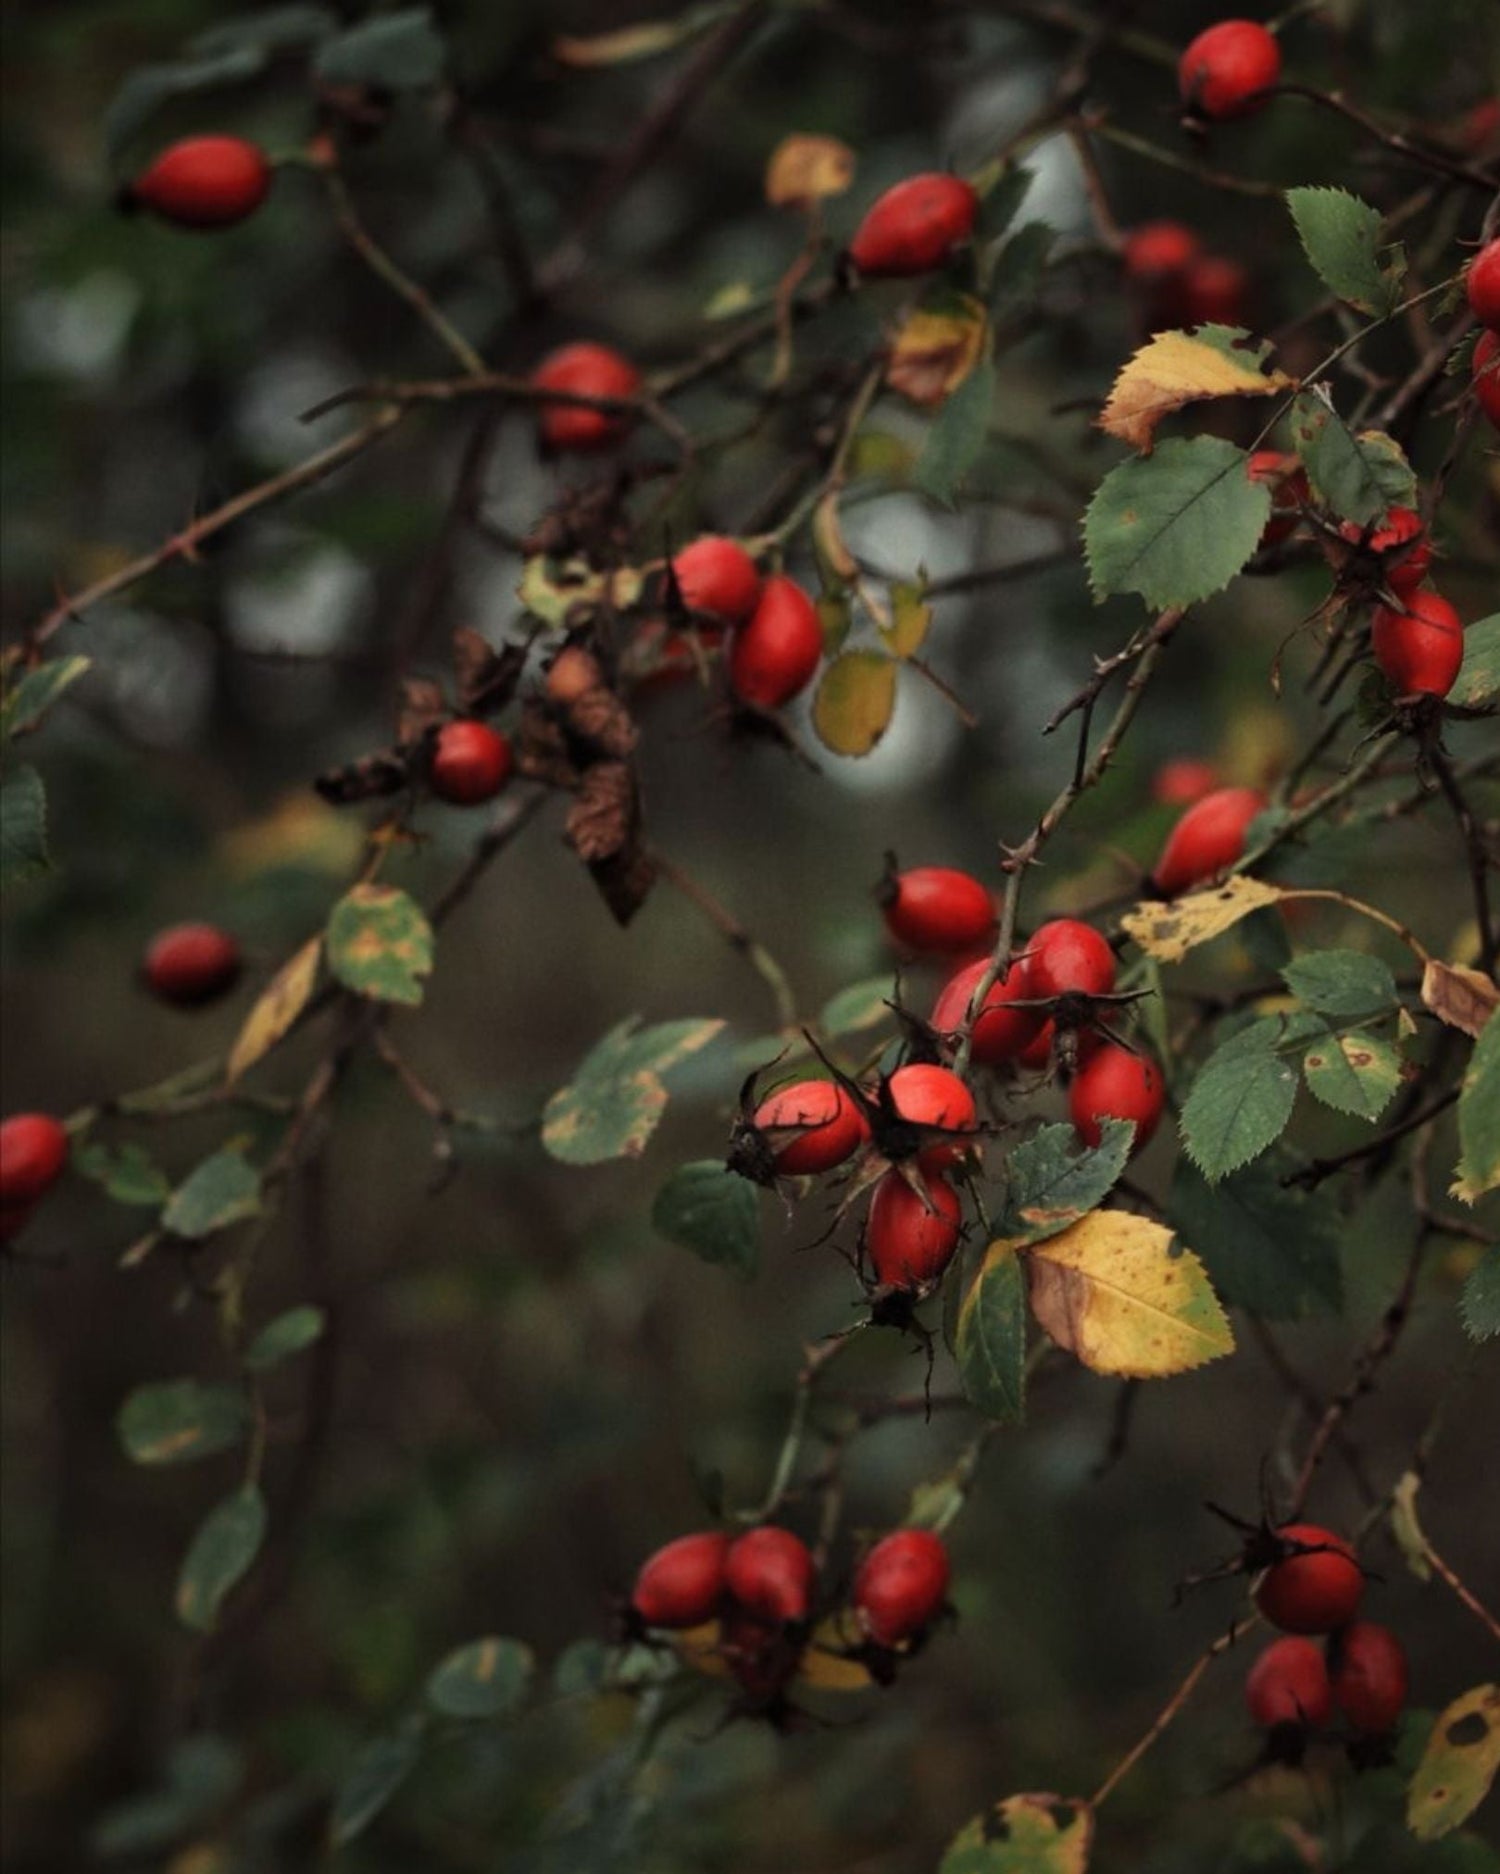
[0,656,90,743]
[812,650,898,756]
[1451,614,1500,709]
[651,1160,759,1278]
[1283,948,1399,1018]
[175,1485,266,1632]
[326,884,433,1007]
[915,353,996,507]
[1456,1016,1500,1199]
[819,975,895,1038]
[245,1305,326,1372]
[1303,1031,1403,1120]
[543,1018,723,1165]
[162,1150,262,1240]
[1002,1120,1132,1245]
[74,1140,172,1207]
[1286,186,1403,316]
[1181,1018,1309,1180]
[1461,1247,1500,1341]
[330,1716,426,1846]
[955,1242,1026,1423]
[987,220,1054,325]
[1169,1154,1342,1318]
[0,764,49,887]
[977,163,1033,234]
[1290,391,1407,526]
[118,1380,250,1466]
[313,7,446,89]
[1083,436,1269,609]
[425,1636,533,1719]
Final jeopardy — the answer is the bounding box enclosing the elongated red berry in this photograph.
[1028,919,1116,1000]
[1017,1019,1054,1070]
[725,1526,816,1625]
[532,342,641,453]
[1371,589,1464,699]
[128,136,271,229]
[1153,757,1219,806]
[1328,1621,1408,1734]
[1245,1636,1332,1729]
[753,1079,869,1176]
[1178,20,1282,120]
[1150,785,1267,896]
[882,866,995,954]
[1122,221,1201,283]
[854,1529,951,1647]
[931,957,1042,1065]
[671,536,761,623]
[1247,451,1309,548]
[866,1171,962,1289]
[729,575,822,709]
[1069,1039,1165,1152]
[1466,239,1500,330]
[430,721,514,805]
[885,1062,976,1169]
[1254,1523,1364,1635]
[848,173,978,277]
[144,923,242,1007]
[1475,329,1500,429]
[0,1114,70,1207]
[631,1531,730,1629]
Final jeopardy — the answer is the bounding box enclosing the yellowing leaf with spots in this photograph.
[226,937,321,1084]
[887,297,987,408]
[939,1792,1093,1873]
[812,651,898,756]
[1407,1683,1500,1841]
[765,133,855,208]
[1122,876,1284,964]
[1421,958,1497,1038]
[1023,1211,1233,1378]
[326,885,433,1007]
[1099,329,1295,453]
[881,580,932,659]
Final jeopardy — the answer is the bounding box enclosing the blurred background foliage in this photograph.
[2,1,1498,1869]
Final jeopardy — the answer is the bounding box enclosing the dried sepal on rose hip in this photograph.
[1252,1522,1366,1634]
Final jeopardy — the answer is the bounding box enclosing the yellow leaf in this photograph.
[941,1793,1093,1872]
[225,938,322,1085]
[554,19,698,66]
[1421,959,1498,1038]
[670,1620,733,1680]
[1023,1211,1234,1378]
[1098,330,1295,453]
[886,297,987,408]
[813,491,859,584]
[1407,1684,1500,1841]
[795,1618,877,1693]
[1121,876,1284,964]
[812,651,898,757]
[880,580,932,659]
[765,133,856,208]
[1389,1471,1432,1582]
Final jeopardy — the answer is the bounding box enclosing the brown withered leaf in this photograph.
[566,762,635,864]
[1421,959,1499,1038]
[590,842,657,926]
[397,678,448,747]
[452,630,526,717]
[313,747,411,806]
[515,700,579,789]
[564,687,640,758]
[885,297,987,408]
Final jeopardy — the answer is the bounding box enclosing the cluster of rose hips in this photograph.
[627,1522,950,1707]
[1122,220,1249,332]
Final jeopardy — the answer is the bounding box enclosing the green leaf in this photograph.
[1289,390,1408,526]
[1302,1031,1403,1120]
[0,764,49,887]
[105,49,265,166]
[1461,1247,1500,1341]
[175,1485,267,1632]
[954,1242,1026,1423]
[987,220,1054,326]
[0,656,90,744]
[542,1017,724,1165]
[976,163,1033,234]
[188,6,338,59]
[425,1636,534,1719]
[330,1716,426,1847]
[90,1735,243,1857]
[245,1305,327,1372]
[74,1140,172,1207]
[118,1380,250,1466]
[651,1160,759,1278]
[1451,614,1500,709]
[1283,948,1399,1018]
[1180,1016,1314,1181]
[1083,436,1269,609]
[915,352,996,507]
[819,975,895,1038]
[1169,1155,1343,1318]
[326,884,434,1007]
[313,8,446,90]
[1286,186,1403,316]
[940,1792,1093,1871]
[162,1150,262,1240]
[1001,1120,1132,1245]
[1456,1016,1500,1200]
[553,1638,612,1696]
[812,650,898,756]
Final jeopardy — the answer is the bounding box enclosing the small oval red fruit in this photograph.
[854,1529,951,1647]
[430,721,514,805]
[866,1171,962,1289]
[729,575,823,710]
[1028,919,1116,1000]
[1247,450,1309,548]
[1180,254,1251,327]
[631,1531,730,1629]
[725,1526,816,1625]
[1069,1039,1165,1152]
[129,136,271,229]
[1017,1019,1055,1071]
[1473,329,1500,429]
[1254,1523,1364,1635]
[1370,590,1464,699]
[1150,785,1268,896]
[1466,239,1500,331]
[1245,1636,1333,1729]
[1153,757,1220,806]
[931,957,1042,1065]
[883,866,995,954]
[1122,221,1201,283]
[848,173,978,278]
[1339,505,1431,597]
[885,1063,976,1168]
[753,1080,869,1177]
[143,923,243,1007]
[0,1113,70,1207]
[1328,1621,1409,1735]
[671,536,761,623]
[532,342,641,453]
[1178,19,1282,120]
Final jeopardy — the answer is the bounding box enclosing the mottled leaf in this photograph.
[425,1636,534,1719]
[175,1485,266,1631]
[1282,948,1398,1019]
[1002,1120,1132,1245]
[1407,1685,1500,1841]
[118,1380,249,1466]
[326,884,433,1007]
[1122,876,1285,965]
[1302,1031,1402,1120]
[940,1792,1093,1873]
[1099,327,1293,453]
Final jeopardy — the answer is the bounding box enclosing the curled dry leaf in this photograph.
[1121,876,1283,965]
[563,687,640,759]
[566,761,636,865]
[886,298,988,408]
[396,677,447,746]
[1098,329,1295,454]
[1421,959,1498,1038]
[765,133,856,209]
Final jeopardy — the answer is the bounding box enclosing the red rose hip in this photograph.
[1069,1039,1165,1152]
[1466,238,1500,331]
[882,866,995,954]
[532,342,641,453]
[671,536,761,623]
[752,1079,869,1176]
[854,1529,951,1647]
[1178,19,1282,120]
[1245,1636,1332,1729]
[1328,1621,1408,1734]
[1150,785,1267,896]
[128,136,272,229]
[0,1113,70,1207]
[1247,451,1309,548]
[849,173,978,278]
[631,1531,730,1629]
[1474,329,1500,429]
[1153,757,1220,806]
[1371,590,1464,699]
[866,1171,962,1289]
[1254,1523,1364,1634]
[143,923,243,1007]
[430,721,514,805]
[729,575,823,710]
[931,956,1042,1065]
[1027,919,1116,1000]
[1121,221,1201,283]
[725,1526,816,1624]
[884,1062,977,1168]
[1180,255,1251,327]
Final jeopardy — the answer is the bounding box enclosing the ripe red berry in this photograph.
[671,536,762,623]
[1474,329,1500,429]
[1370,589,1464,699]
[630,1531,730,1629]
[729,575,823,710]
[1247,450,1309,548]
[882,866,995,954]
[1150,785,1268,896]
[143,923,243,1007]
[1068,1039,1165,1151]
[853,1529,951,1647]
[725,1526,816,1625]
[1339,505,1431,597]
[1466,239,1500,331]
[1178,19,1282,120]
[0,1113,70,1207]
[752,1079,869,1176]
[430,721,514,805]
[1017,1019,1055,1071]
[1153,757,1220,806]
[1180,254,1251,327]
[128,136,272,229]
[1254,1523,1364,1635]
[1245,1636,1332,1730]
[931,957,1043,1065]
[848,173,978,278]
[1121,221,1201,283]
[1027,920,1116,1001]
[1327,1621,1409,1735]
[532,342,641,453]
[866,1171,962,1289]
[885,1063,977,1168]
